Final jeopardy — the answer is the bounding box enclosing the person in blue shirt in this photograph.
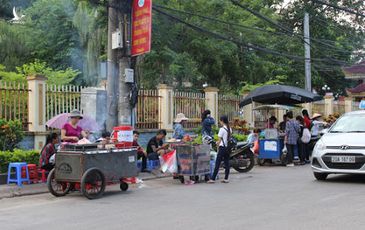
[201,110,215,138]
[173,113,188,139]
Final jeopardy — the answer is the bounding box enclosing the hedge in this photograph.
[0,149,39,173]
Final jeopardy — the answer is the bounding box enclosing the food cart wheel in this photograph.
[47,169,71,197]
[192,175,200,182]
[81,168,106,199]
[120,182,129,191]
[179,175,185,184]
[258,159,266,166]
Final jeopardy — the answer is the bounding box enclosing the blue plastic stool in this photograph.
[137,160,142,171]
[7,162,30,187]
[147,160,160,170]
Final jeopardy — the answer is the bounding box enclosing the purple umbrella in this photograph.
[46,113,102,131]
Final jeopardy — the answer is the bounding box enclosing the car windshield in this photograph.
[330,114,365,133]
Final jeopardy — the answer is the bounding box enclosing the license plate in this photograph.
[331,156,356,163]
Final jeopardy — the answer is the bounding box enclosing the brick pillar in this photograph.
[27,74,47,150]
[345,97,353,113]
[324,94,334,117]
[204,87,219,124]
[158,84,173,132]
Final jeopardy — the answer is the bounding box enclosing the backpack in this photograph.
[301,128,311,144]
[223,128,237,152]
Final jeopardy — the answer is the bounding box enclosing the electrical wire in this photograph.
[154,4,358,65]
[311,0,365,18]
[153,6,351,67]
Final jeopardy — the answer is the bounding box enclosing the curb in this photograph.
[0,174,170,200]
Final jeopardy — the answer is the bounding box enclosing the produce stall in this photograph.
[173,144,211,183]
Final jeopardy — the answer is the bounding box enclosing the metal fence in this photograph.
[333,100,345,115]
[352,101,360,112]
[312,100,325,114]
[218,95,243,121]
[174,91,205,129]
[0,81,29,129]
[136,89,160,129]
[46,85,84,122]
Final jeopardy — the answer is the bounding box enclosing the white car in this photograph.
[311,110,365,180]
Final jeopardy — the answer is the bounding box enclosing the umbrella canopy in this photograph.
[46,113,102,131]
[240,85,322,107]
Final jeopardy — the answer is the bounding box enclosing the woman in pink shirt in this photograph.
[61,110,87,143]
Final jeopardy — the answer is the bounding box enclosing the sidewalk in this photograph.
[0,171,169,200]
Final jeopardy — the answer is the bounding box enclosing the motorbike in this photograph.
[203,136,255,173]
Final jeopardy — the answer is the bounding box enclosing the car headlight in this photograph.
[313,139,326,156]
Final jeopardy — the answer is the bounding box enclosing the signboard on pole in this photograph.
[131,0,152,56]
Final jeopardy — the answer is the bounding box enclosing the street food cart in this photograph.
[47,144,138,199]
[173,144,211,183]
[240,85,323,165]
[253,105,291,165]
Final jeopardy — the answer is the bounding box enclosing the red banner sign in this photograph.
[131,0,152,56]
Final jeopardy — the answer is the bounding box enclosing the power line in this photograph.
[153,7,350,66]
[311,0,365,18]
[154,4,359,60]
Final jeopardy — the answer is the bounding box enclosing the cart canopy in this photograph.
[240,85,322,107]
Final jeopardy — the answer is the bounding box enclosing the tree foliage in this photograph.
[0,0,364,95]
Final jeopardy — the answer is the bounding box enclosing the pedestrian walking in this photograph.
[208,115,231,183]
[296,116,306,165]
[201,110,215,142]
[284,111,300,167]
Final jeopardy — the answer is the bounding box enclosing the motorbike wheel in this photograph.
[232,150,255,173]
[179,175,185,184]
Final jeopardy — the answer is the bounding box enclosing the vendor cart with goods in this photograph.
[173,144,211,183]
[240,85,323,166]
[47,144,138,199]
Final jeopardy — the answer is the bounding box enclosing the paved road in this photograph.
[1,165,365,230]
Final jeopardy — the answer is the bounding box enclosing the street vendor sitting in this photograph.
[146,129,169,161]
[39,133,59,171]
[173,113,189,140]
[132,131,149,172]
[266,116,277,129]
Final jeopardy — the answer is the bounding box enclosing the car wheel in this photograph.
[313,172,328,181]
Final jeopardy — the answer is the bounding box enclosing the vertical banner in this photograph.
[131,0,152,56]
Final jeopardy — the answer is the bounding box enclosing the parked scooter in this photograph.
[203,136,255,173]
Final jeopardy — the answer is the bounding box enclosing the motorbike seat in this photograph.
[236,141,251,149]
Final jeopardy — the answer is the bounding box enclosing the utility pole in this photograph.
[106,0,119,131]
[106,0,133,130]
[118,2,133,126]
[304,12,312,92]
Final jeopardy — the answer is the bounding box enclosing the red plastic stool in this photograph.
[39,168,47,183]
[22,164,39,183]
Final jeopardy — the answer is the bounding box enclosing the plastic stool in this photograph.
[147,160,160,170]
[137,160,142,171]
[39,169,47,183]
[7,162,30,186]
[25,164,39,183]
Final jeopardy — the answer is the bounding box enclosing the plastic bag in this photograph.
[301,128,311,144]
[282,145,288,156]
[160,150,177,173]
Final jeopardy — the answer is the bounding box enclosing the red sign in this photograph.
[131,0,152,56]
